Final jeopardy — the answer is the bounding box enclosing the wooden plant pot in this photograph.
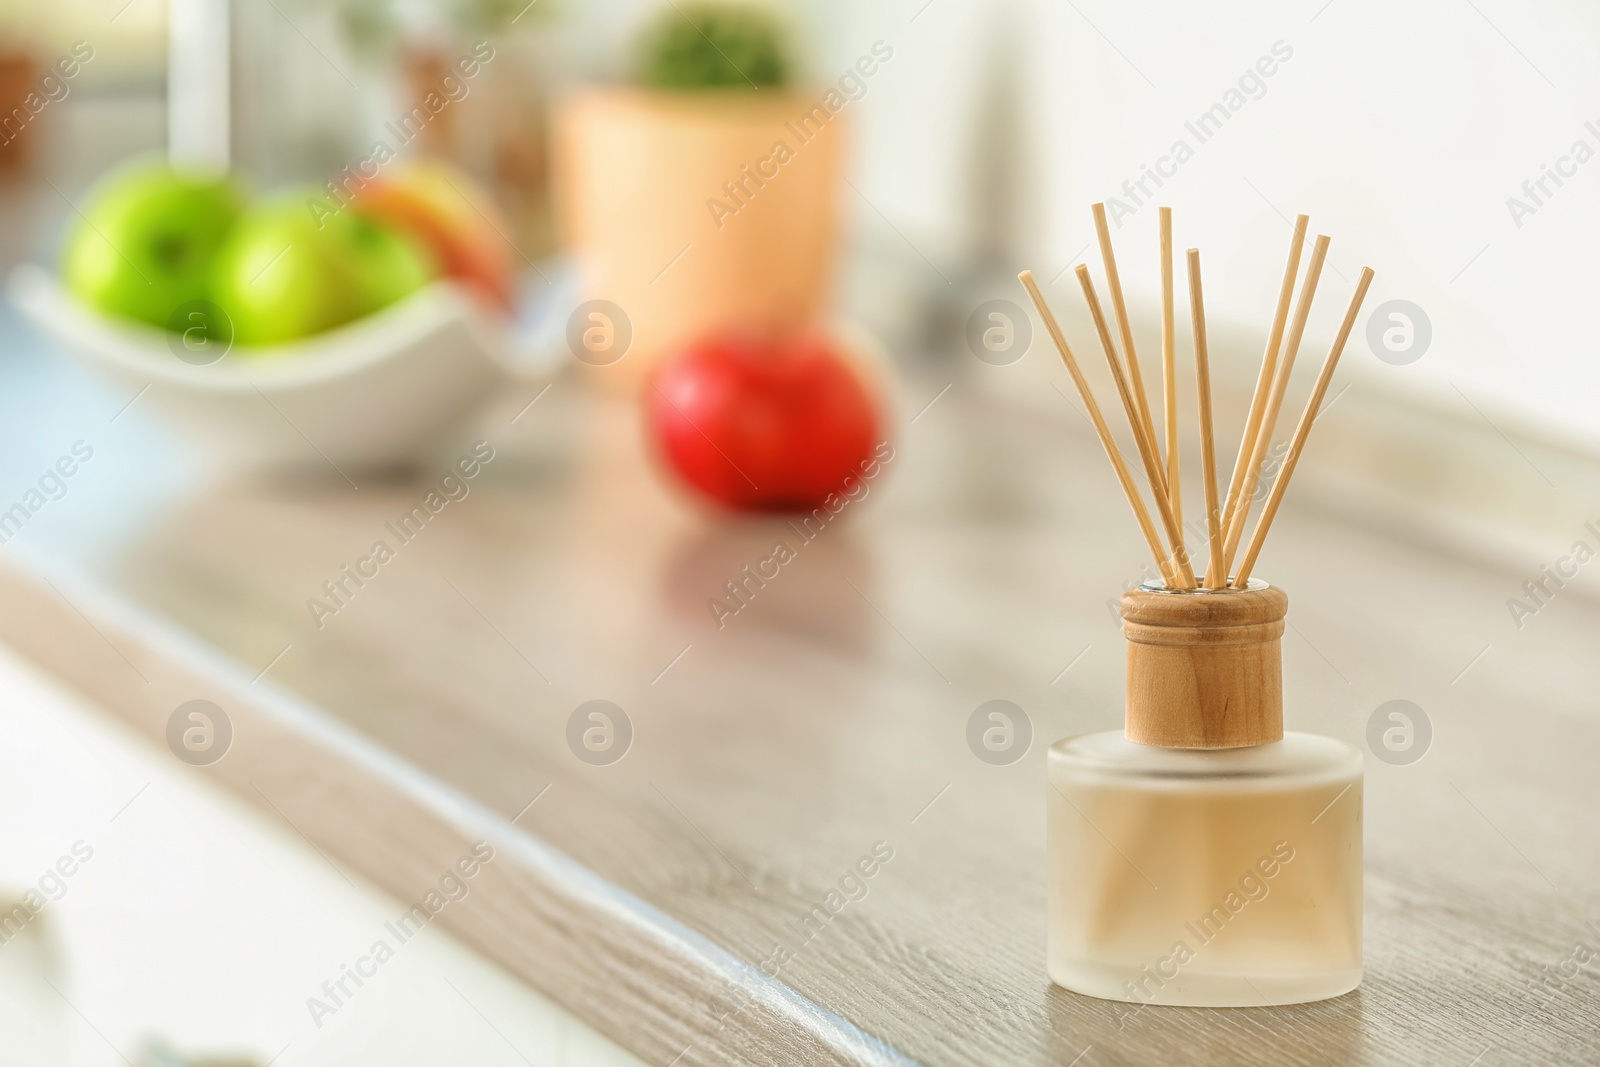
[553,87,843,386]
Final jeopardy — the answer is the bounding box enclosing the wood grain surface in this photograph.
[3,361,1598,1067]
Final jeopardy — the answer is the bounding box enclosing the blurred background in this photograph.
[1,0,1598,1064]
[6,0,1600,440]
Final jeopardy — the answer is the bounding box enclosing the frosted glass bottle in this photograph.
[1046,581,1364,1007]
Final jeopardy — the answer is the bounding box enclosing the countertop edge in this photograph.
[0,549,923,1067]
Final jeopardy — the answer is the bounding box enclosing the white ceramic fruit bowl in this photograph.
[8,265,548,473]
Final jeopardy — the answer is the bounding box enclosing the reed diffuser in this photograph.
[1020,205,1373,1007]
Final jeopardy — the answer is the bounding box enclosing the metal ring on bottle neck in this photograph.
[1137,577,1272,596]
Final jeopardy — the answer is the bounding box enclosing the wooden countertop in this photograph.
[3,324,1598,1067]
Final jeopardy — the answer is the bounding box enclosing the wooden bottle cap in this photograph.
[1120,579,1288,749]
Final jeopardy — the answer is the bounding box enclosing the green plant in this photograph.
[638,3,788,90]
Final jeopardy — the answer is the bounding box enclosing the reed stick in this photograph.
[1018,271,1176,583]
[1233,267,1375,586]
[1220,233,1331,576]
[1186,249,1225,590]
[1076,265,1197,588]
[1093,203,1163,493]
[1159,207,1181,536]
[1218,215,1308,551]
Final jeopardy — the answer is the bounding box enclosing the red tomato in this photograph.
[647,331,882,511]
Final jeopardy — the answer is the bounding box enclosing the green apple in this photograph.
[209,190,434,348]
[208,200,346,346]
[339,211,435,317]
[61,158,243,330]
